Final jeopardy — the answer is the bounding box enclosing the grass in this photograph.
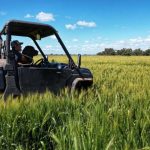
[0,56,150,150]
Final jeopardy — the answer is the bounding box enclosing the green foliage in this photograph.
[144,49,150,56]
[0,56,150,150]
[98,48,116,55]
[97,48,150,56]
[133,49,143,56]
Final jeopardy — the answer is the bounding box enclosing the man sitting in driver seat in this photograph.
[11,40,38,64]
[11,40,27,63]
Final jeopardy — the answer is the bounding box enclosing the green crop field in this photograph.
[0,56,150,150]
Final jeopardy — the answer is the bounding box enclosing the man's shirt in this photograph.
[14,50,22,63]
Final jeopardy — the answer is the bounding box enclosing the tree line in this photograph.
[97,48,150,56]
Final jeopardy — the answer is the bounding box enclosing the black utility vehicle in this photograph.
[0,20,93,99]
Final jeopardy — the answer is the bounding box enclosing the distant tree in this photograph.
[97,52,102,55]
[116,49,123,55]
[96,48,150,56]
[133,49,143,56]
[119,48,133,56]
[143,49,150,56]
[102,48,116,55]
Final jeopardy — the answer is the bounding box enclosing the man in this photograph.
[11,40,27,63]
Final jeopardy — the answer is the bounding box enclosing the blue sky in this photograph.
[1,0,150,54]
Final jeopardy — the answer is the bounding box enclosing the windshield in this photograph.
[36,35,69,64]
[1,34,70,64]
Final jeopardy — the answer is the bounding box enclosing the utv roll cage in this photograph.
[0,20,93,100]
[0,20,76,68]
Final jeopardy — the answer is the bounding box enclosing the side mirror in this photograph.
[45,55,49,62]
[77,54,81,68]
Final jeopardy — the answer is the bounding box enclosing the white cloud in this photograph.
[65,24,76,30]
[24,14,34,18]
[50,35,56,40]
[145,38,150,42]
[85,40,89,43]
[43,45,52,53]
[73,38,79,42]
[118,40,125,44]
[0,11,6,16]
[65,20,96,30]
[36,12,55,22]
[63,35,150,54]
[76,21,96,27]
[102,36,150,50]
[45,45,52,49]
[129,37,143,43]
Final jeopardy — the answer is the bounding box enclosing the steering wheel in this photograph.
[34,58,44,65]
[22,54,34,64]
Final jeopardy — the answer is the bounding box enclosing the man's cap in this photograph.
[11,40,23,47]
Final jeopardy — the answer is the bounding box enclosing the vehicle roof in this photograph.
[0,20,57,38]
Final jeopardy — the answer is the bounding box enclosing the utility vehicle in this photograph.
[0,20,93,100]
